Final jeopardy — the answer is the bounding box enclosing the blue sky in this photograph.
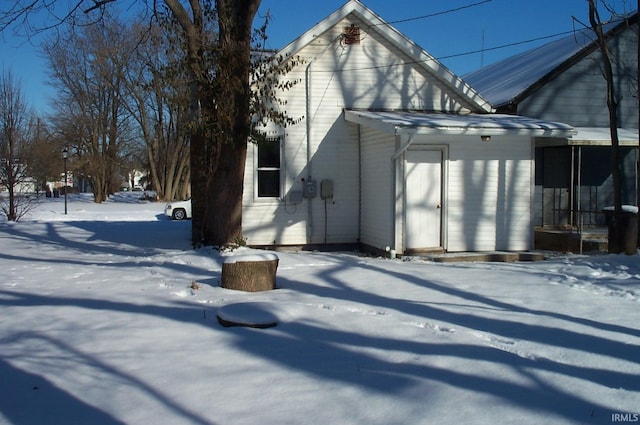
[1,0,635,114]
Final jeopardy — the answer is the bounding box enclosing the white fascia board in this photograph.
[402,125,575,138]
[537,127,639,146]
[344,109,398,134]
[569,127,639,146]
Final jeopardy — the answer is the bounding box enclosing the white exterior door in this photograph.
[405,149,443,250]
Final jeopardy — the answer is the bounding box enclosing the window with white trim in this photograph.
[256,136,282,198]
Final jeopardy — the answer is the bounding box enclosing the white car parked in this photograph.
[164,199,192,220]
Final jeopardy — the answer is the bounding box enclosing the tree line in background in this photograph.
[1,10,194,212]
[0,71,59,220]
[1,1,299,250]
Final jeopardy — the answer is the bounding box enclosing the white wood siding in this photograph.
[242,13,476,246]
[443,135,533,251]
[360,127,396,251]
[394,135,533,252]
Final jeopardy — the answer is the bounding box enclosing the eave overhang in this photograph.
[344,109,576,138]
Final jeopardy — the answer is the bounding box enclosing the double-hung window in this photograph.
[256,136,282,198]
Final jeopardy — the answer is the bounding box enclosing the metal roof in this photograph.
[537,127,639,146]
[463,14,636,108]
[344,109,576,138]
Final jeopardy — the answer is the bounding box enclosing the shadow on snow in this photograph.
[0,218,638,423]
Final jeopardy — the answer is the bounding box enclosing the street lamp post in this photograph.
[62,148,68,215]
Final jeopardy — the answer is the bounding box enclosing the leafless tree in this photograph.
[587,0,631,253]
[44,15,137,203]
[0,69,41,221]
[162,0,262,246]
[122,19,191,201]
[1,1,300,247]
[28,118,64,193]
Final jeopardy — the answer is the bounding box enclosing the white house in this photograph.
[241,0,575,254]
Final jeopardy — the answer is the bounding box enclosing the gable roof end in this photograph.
[278,0,493,113]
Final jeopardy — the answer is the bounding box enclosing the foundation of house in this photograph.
[534,227,608,253]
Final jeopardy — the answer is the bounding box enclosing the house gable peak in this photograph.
[277,1,493,113]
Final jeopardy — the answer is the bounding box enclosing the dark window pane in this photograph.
[258,140,280,168]
[258,170,280,197]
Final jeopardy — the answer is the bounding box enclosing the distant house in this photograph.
[241,0,574,254]
[465,12,639,228]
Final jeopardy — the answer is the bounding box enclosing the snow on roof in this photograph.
[572,127,639,145]
[464,15,634,107]
[344,109,576,137]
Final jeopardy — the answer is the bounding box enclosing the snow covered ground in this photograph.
[1,193,639,425]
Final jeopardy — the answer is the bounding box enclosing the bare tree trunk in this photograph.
[589,0,625,253]
[190,127,208,244]
[0,70,40,221]
[7,175,16,221]
[163,0,209,244]
[7,137,17,221]
[166,0,260,246]
[198,0,260,246]
[205,142,247,244]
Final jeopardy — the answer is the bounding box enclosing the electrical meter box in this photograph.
[303,178,317,198]
[320,179,334,200]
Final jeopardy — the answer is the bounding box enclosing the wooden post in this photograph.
[221,253,279,292]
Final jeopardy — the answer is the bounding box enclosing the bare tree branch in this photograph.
[84,0,116,14]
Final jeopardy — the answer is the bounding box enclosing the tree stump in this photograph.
[221,253,279,292]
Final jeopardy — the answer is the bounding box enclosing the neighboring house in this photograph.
[242,0,574,254]
[465,12,639,228]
